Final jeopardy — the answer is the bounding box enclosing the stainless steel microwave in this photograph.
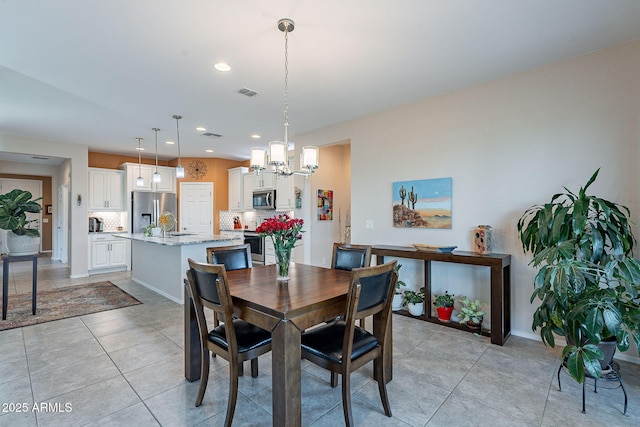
[253,189,276,210]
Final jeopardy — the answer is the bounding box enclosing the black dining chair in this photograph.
[206,244,252,328]
[185,259,272,426]
[331,243,372,272]
[301,260,398,426]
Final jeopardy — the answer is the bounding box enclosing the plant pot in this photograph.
[392,293,403,311]
[436,306,454,323]
[466,319,482,331]
[5,232,40,255]
[407,302,424,316]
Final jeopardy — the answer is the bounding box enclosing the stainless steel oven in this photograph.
[244,231,265,265]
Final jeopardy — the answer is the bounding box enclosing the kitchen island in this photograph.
[114,233,233,304]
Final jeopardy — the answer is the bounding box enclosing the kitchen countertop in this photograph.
[113,233,233,246]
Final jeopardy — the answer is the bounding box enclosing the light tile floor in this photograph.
[1,256,638,426]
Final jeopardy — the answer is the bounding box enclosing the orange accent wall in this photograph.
[89,151,170,168]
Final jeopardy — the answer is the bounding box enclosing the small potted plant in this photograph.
[391,264,407,311]
[0,189,42,255]
[433,290,455,323]
[458,296,486,330]
[403,286,425,316]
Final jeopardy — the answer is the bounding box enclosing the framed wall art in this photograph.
[393,177,452,228]
[317,189,333,221]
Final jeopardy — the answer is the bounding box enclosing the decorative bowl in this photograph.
[413,244,457,253]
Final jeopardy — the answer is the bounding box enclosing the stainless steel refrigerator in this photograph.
[131,191,177,233]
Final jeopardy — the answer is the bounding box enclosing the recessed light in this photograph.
[196,127,206,132]
[135,147,145,151]
[214,62,231,72]
[251,134,261,139]
[205,149,214,153]
[165,140,175,145]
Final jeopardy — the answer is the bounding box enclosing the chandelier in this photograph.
[250,18,319,178]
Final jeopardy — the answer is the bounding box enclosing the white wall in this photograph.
[296,40,640,360]
[0,135,89,277]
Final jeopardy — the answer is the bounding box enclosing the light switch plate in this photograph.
[365,220,374,229]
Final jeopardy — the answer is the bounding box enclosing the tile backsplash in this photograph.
[219,210,294,231]
[88,211,128,232]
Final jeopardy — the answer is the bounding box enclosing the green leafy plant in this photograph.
[394,264,406,293]
[433,290,455,308]
[517,169,640,384]
[403,287,425,304]
[0,189,42,237]
[457,296,486,324]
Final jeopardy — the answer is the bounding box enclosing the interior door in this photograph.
[179,182,213,234]
[0,178,43,253]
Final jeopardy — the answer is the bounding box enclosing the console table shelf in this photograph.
[372,245,511,345]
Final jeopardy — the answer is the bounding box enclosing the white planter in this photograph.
[392,293,403,311]
[6,231,40,255]
[407,302,424,316]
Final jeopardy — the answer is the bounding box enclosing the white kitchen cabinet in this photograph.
[243,173,254,209]
[228,167,248,210]
[275,175,303,210]
[89,234,129,272]
[122,163,176,193]
[252,171,275,191]
[89,168,125,211]
[220,230,245,245]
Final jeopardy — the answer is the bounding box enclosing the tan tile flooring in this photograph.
[0,256,638,426]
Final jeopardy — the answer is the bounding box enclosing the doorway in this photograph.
[179,182,213,234]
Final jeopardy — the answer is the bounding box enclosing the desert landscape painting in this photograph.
[392,178,452,228]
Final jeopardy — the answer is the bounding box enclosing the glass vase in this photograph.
[276,248,291,281]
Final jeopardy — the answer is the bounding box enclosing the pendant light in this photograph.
[173,114,185,178]
[152,127,161,183]
[249,18,319,178]
[135,137,144,187]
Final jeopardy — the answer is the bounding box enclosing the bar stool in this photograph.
[557,358,627,415]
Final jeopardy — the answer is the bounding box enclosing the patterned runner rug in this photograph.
[0,281,142,331]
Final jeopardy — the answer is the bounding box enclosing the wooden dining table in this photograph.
[183,262,393,427]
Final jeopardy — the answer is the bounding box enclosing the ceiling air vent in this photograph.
[201,132,222,138]
[237,87,258,97]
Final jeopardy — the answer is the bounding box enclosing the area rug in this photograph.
[0,281,142,331]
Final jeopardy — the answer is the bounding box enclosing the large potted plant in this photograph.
[517,169,640,384]
[0,189,43,255]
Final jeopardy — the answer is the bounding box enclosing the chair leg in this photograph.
[251,358,259,378]
[225,362,240,427]
[341,372,354,427]
[195,349,211,407]
[330,372,338,388]
[375,356,392,417]
[238,361,244,376]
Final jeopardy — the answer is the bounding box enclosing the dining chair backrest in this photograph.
[187,259,233,325]
[347,260,398,324]
[206,244,252,271]
[331,243,372,271]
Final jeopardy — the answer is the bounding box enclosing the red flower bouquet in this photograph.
[256,214,304,280]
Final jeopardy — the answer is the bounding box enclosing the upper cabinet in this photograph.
[88,168,125,211]
[243,173,254,209]
[276,174,302,210]
[121,163,176,193]
[253,172,275,191]
[228,167,249,210]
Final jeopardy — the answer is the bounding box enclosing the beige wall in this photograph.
[296,39,640,360]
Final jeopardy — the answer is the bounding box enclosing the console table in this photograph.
[2,254,38,320]
[372,245,511,345]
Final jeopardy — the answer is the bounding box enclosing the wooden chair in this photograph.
[206,244,252,328]
[301,260,398,426]
[185,259,272,426]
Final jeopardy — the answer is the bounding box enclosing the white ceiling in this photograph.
[1,0,640,163]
